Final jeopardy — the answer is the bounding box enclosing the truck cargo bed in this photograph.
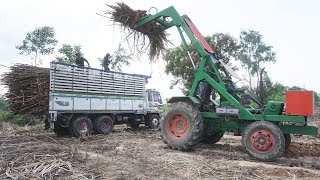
[50,62,148,96]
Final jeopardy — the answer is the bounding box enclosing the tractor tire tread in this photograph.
[160,101,204,150]
[242,121,285,161]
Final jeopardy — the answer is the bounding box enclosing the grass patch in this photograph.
[0,111,33,126]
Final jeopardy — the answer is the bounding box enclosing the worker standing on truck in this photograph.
[102,53,111,71]
[75,53,90,67]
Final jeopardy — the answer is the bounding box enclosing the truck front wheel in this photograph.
[94,116,114,134]
[70,116,93,137]
[161,101,204,150]
[147,114,160,129]
[242,121,285,161]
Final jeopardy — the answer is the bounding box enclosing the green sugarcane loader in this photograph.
[132,6,317,161]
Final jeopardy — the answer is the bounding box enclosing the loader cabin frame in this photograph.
[134,6,316,161]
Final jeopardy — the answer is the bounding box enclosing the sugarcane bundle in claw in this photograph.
[105,2,170,60]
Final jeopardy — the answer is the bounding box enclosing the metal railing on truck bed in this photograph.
[50,62,148,97]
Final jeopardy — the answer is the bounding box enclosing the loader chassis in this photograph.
[133,6,317,161]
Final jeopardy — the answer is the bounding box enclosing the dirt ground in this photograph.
[1,123,320,180]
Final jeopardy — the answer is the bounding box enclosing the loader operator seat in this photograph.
[195,81,215,112]
[196,81,213,105]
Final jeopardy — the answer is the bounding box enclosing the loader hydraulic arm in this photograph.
[133,6,249,113]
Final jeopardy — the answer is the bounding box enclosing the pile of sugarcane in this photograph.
[1,64,49,116]
[104,2,169,60]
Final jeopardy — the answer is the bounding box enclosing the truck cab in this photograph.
[147,89,163,111]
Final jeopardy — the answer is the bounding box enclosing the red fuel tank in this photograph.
[285,90,314,116]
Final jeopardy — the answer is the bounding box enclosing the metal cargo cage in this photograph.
[50,62,148,97]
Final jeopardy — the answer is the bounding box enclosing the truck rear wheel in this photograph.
[147,114,160,129]
[94,116,114,134]
[242,121,285,161]
[70,116,93,137]
[161,101,204,150]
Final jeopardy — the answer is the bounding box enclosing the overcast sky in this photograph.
[0,0,319,99]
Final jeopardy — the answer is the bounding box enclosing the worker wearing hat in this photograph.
[75,53,90,67]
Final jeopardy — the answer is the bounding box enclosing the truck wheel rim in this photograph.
[78,120,88,133]
[250,130,275,153]
[166,113,188,139]
[101,120,111,132]
[152,117,159,126]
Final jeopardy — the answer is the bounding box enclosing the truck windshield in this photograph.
[148,92,162,104]
[153,93,162,104]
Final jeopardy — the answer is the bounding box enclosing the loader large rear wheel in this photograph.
[242,121,285,161]
[161,101,204,150]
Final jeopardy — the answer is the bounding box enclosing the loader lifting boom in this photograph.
[133,6,316,161]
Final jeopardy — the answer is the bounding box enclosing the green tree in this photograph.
[206,33,240,59]
[164,33,239,94]
[100,45,132,71]
[55,44,82,64]
[164,45,194,94]
[0,98,9,111]
[237,30,276,90]
[262,77,320,104]
[315,93,319,103]
[262,74,287,102]
[16,26,58,66]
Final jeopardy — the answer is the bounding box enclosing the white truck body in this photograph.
[49,62,162,136]
[50,93,159,114]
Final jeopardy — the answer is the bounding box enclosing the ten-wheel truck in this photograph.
[49,62,162,137]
